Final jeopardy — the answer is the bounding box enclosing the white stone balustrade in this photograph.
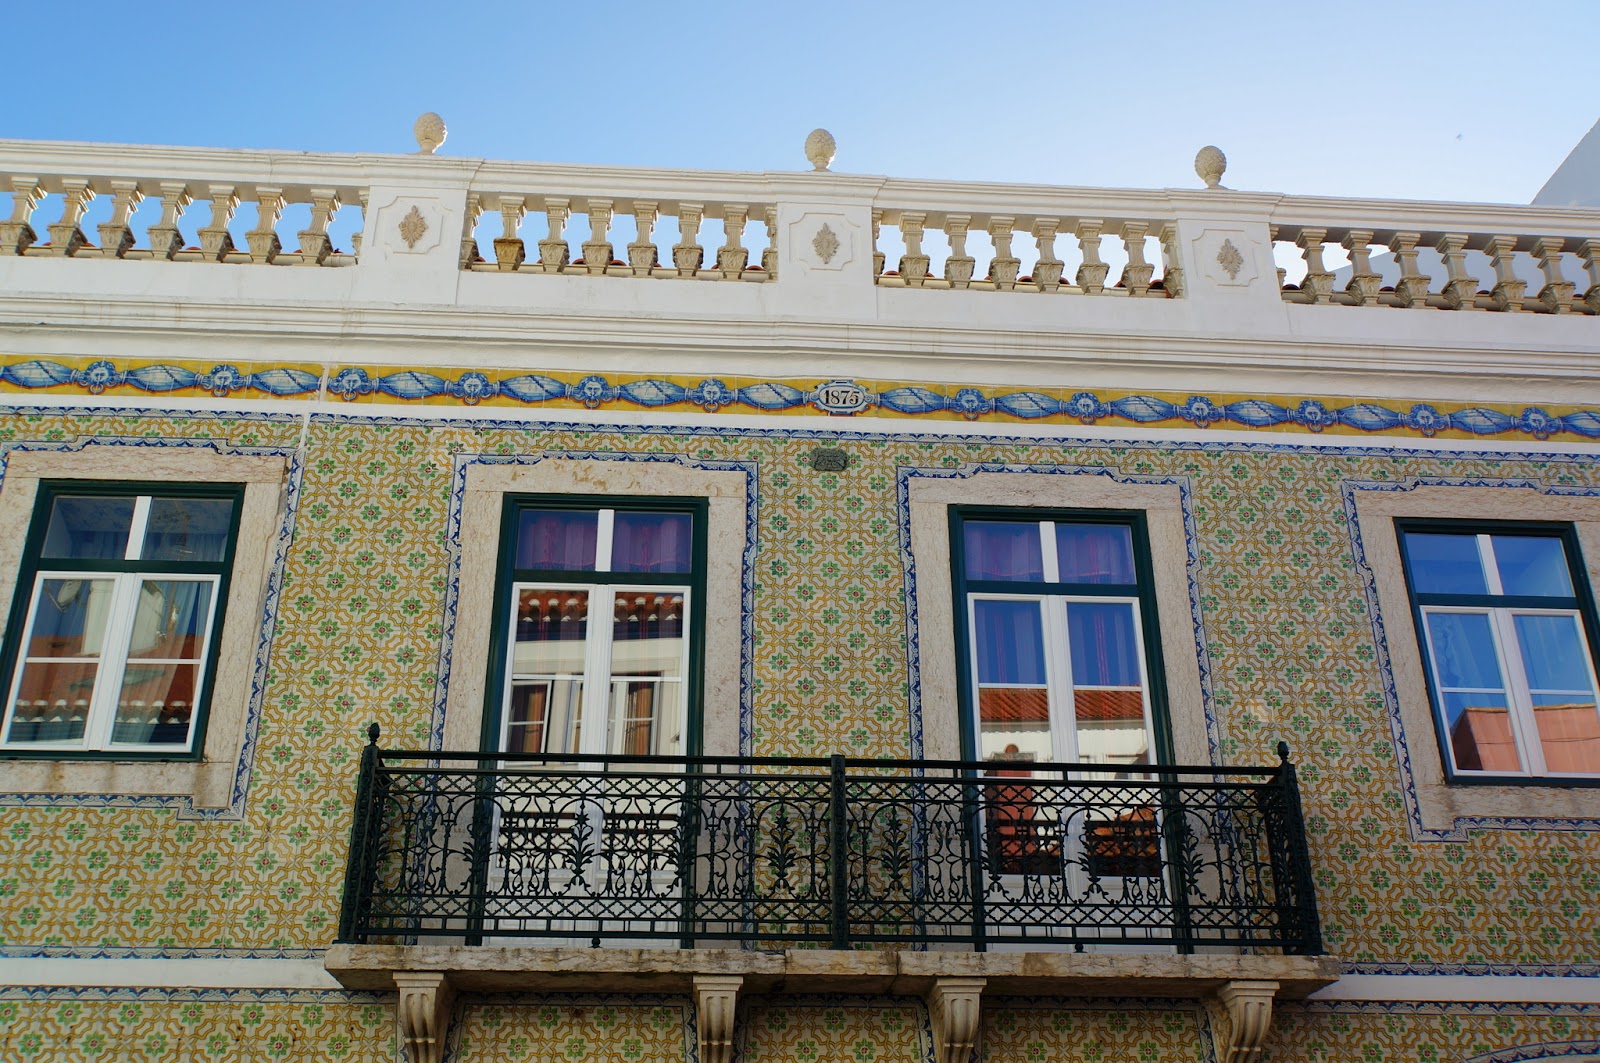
[463,193,778,282]
[1271,217,1600,315]
[0,170,363,266]
[872,207,1178,296]
[2,137,1598,393]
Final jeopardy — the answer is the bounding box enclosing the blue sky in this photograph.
[6,0,1596,205]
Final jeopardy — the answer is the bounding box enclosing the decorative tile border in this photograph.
[6,355,1600,441]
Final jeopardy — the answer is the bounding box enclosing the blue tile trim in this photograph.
[0,984,389,1002]
[432,452,759,756]
[0,435,304,822]
[0,359,321,397]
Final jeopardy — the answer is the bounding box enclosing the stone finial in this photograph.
[414,112,447,155]
[1195,145,1227,189]
[804,128,837,171]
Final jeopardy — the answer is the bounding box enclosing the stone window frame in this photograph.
[906,468,1211,767]
[440,457,750,757]
[1352,481,1600,835]
[0,445,290,810]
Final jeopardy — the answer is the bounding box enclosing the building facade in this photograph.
[2,125,1600,1061]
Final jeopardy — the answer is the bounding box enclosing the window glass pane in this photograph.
[1067,602,1142,687]
[1056,525,1136,584]
[611,512,692,574]
[506,681,567,754]
[5,661,98,743]
[24,579,116,657]
[610,592,685,679]
[111,662,197,746]
[963,522,1044,582]
[1072,689,1150,767]
[515,510,598,571]
[1514,614,1596,692]
[1530,694,1600,774]
[1405,533,1488,595]
[1445,694,1523,772]
[1425,612,1506,690]
[511,589,590,676]
[127,581,213,660]
[41,496,134,560]
[1493,536,1575,597]
[972,599,1046,684]
[608,679,682,756]
[141,498,235,563]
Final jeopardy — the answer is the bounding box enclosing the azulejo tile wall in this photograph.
[5,401,1600,1060]
[0,988,394,1061]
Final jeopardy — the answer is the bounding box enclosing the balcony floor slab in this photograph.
[324,944,1339,999]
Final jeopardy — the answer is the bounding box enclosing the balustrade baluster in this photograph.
[493,195,526,271]
[1579,240,1600,315]
[198,185,238,262]
[943,214,974,288]
[583,199,613,275]
[1437,233,1480,310]
[761,206,778,277]
[1342,230,1381,306]
[673,204,704,277]
[460,194,483,269]
[988,216,1019,291]
[1118,222,1152,296]
[1389,232,1430,308]
[1296,228,1334,304]
[1075,220,1107,294]
[247,187,284,264]
[628,201,658,276]
[1483,235,1525,312]
[1533,237,1574,313]
[871,208,884,278]
[47,179,94,257]
[351,190,368,257]
[97,181,143,260]
[1158,221,1182,298]
[717,204,748,279]
[146,182,191,261]
[539,197,570,274]
[296,189,340,265]
[1032,219,1063,292]
[0,176,43,255]
[1271,225,1287,290]
[898,212,929,287]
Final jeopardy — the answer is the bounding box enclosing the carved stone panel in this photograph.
[1192,228,1261,288]
[371,195,446,257]
[787,212,857,272]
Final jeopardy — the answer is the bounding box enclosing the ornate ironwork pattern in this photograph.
[336,737,1322,954]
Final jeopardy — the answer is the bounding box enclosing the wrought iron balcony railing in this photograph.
[335,729,1322,955]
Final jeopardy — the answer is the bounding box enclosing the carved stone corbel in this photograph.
[693,975,742,1063]
[926,976,986,1063]
[393,971,456,1063]
[1207,979,1279,1063]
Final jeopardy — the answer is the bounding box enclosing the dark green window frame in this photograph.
[481,494,710,756]
[949,506,1175,766]
[0,480,245,762]
[1396,518,1600,785]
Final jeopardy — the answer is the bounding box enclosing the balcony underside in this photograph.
[325,943,1340,998]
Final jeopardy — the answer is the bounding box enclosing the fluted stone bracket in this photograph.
[694,975,743,1063]
[393,971,456,1063]
[927,977,986,1063]
[1206,979,1279,1063]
